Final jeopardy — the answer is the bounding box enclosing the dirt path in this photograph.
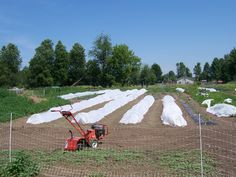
[139,93,163,128]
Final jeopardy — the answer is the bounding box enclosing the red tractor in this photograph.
[51,109,108,151]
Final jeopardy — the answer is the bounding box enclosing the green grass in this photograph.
[25,85,103,97]
[182,84,236,107]
[0,149,218,176]
[32,149,144,165]
[147,84,177,94]
[159,150,217,176]
[0,88,69,122]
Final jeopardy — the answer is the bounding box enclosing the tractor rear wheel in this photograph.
[90,139,98,148]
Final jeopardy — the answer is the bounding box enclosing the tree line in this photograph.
[0,34,235,88]
[193,50,236,82]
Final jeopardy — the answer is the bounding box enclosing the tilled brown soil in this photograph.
[0,92,235,176]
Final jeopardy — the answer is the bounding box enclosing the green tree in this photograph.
[186,67,192,77]
[36,39,54,74]
[0,44,22,86]
[128,56,141,85]
[68,43,86,85]
[1,44,22,73]
[0,61,10,87]
[53,41,69,86]
[18,66,29,87]
[201,62,211,81]
[86,59,101,86]
[89,34,113,87]
[163,70,176,83]
[211,57,223,81]
[224,48,236,81]
[168,70,177,81]
[176,62,186,78]
[151,63,162,83]
[176,62,192,78]
[140,65,155,87]
[108,44,141,86]
[89,34,112,71]
[28,39,54,87]
[193,62,202,81]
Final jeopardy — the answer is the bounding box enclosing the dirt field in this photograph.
[0,92,235,176]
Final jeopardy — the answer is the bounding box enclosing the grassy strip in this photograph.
[25,86,102,97]
[0,149,217,176]
[147,84,177,94]
[182,84,236,107]
[0,88,69,122]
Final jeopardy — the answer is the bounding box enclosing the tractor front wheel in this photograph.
[90,139,98,148]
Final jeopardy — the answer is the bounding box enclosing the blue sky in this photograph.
[0,0,235,73]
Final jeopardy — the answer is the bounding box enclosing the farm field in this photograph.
[0,84,236,176]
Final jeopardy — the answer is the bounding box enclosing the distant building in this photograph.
[177,77,194,84]
[201,80,207,85]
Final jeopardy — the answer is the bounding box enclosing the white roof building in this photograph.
[177,77,194,84]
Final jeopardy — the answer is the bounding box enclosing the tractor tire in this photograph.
[90,139,98,149]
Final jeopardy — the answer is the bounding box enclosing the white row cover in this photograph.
[206,103,236,117]
[198,87,217,92]
[176,88,185,93]
[26,89,122,124]
[119,95,155,124]
[202,99,214,108]
[224,98,232,104]
[161,95,187,127]
[58,90,108,100]
[74,89,147,124]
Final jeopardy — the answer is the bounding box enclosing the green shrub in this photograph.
[0,151,39,177]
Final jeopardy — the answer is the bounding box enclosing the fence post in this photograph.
[199,114,203,177]
[9,113,13,162]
